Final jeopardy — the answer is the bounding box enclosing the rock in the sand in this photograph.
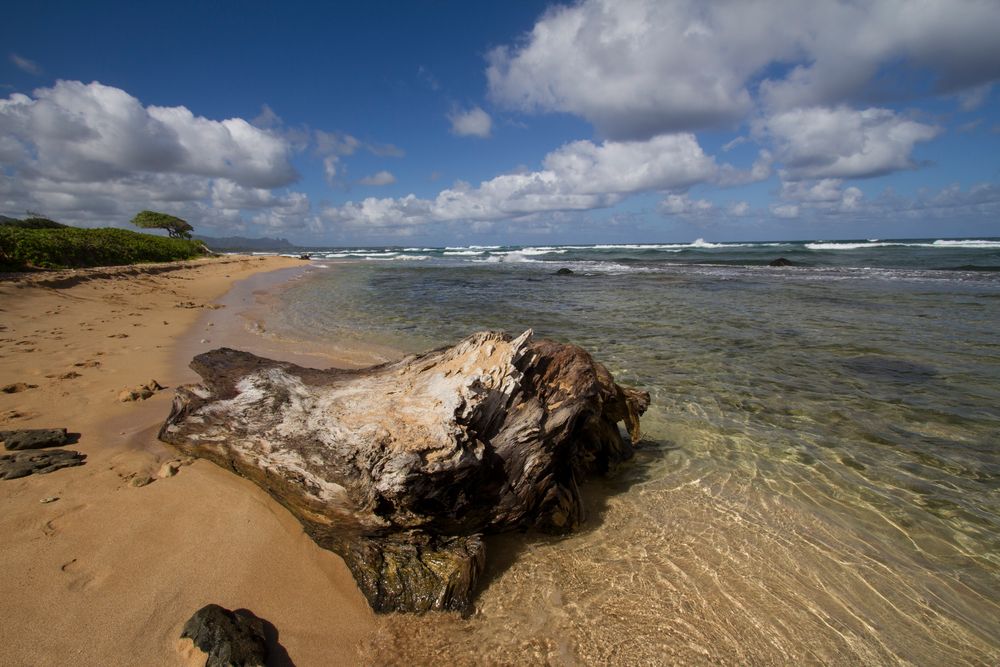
[0,449,86,480]
[1,382,37,393]
[180,604,267,667]
[160,330,649,613]
[118,379,164,402]
[1,428,70,451]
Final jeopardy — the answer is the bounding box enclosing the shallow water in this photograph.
[268,251,1000,665]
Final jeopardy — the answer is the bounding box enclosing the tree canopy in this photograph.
[130,210,193,239]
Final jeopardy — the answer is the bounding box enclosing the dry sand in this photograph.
[0,256,383,666]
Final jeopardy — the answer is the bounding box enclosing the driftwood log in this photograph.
[159,330,649,613]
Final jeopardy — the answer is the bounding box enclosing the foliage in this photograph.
[130,210,194,239]
[0,226,208,271]
[0,216,68,229]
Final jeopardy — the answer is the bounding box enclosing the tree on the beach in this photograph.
[130,210,193,239]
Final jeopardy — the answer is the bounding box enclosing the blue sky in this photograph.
[2,0,999,245]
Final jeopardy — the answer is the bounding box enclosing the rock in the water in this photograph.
[1,428,70,451]
[180,604,267,667]
[769,257,796,267]
[0,449,86,480]
[160,330,649,613]
[554,267,574,275]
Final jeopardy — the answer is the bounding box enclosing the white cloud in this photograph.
[728,201,750,216]
[324,133,716,227]
[957,84,992,112]
[0,80,297,188]
[0,80,313,234]
[9,54,42,75]
[448,106,492,138]
[313,128,404,185]
[780,178,864,212]
[659,193,713,216]
[358,170,396,186]
[323,156,340,185]
[487,0,1000,138]
[771,203,800,219]
[759,106,940,181]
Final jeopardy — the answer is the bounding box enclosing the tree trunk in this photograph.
[159,330,649,613]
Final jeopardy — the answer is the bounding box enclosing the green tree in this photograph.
[130,210,193,239]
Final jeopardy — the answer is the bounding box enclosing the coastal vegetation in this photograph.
[130,210,194,239]
[0,217,208,271]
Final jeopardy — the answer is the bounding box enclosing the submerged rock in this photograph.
[769,257,796,267]
[180,604,267,667]
[554,267,574,275]
[160,330,649,613]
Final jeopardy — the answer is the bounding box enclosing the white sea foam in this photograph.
[808,239,1000,250]
[931,239,1000,248]
[443,250,486,256]
[518,247,569,255]
[805,242,907,250]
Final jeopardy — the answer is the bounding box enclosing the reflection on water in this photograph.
[269,261,1000,664]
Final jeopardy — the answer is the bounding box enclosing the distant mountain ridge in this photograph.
[194,234,295,251]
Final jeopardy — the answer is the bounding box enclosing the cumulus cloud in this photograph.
[728,201,750,216]
[659,193,713,216]
[313,129,404,185]
[358,170,396,186]
[759,106,940,181]
[324,133,716,227]
[0,80,314,233]
[0,80,297,188]
[771,203,800,219]
[780,178,863,212]
[9,53,42,75]
[487,0,1000,138]
[448,106,492,138]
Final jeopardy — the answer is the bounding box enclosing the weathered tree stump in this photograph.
[159,330,649,613]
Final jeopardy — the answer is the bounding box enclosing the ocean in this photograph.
[262,238,1000,664]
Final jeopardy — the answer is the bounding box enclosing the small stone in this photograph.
[130,475,154,488]
[2,382,38,394]
[157,461,180,478]
[40,496,59,504]
[200,339,210,344]
[59,371,82,380]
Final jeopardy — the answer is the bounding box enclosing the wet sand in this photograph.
[0,257,382,666]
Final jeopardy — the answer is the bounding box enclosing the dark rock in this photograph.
[180,604,267,667]
[1,428,70,450]
[1,382,37,393]
[768,257,796,267]
[0,449,86,480]
[160,330,649,613]
[298,253,311,260]
[554,267,574,275]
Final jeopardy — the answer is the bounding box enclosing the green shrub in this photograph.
[0,226,208,271]
[0,217,68,229]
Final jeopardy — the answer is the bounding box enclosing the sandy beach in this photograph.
[0,257,382,666]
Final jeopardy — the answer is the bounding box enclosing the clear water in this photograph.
[265,240,1000,665]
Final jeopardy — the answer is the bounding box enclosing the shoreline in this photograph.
[0,256,378,666]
